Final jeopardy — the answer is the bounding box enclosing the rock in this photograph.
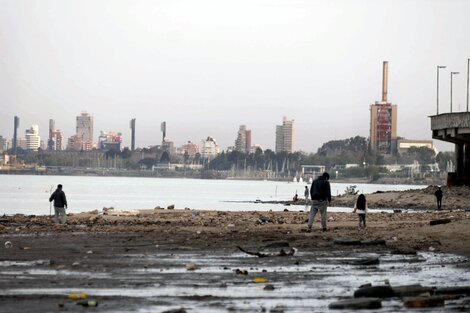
[185,262,198,271]
[361,240,386,245]
[154,206,164,210]
[264,241,290,249]
[404,296,445,308]
[393,209,402,213]
[264,284,275,291]
[167,205,175,210]
[354,285,395,298]
[161,309,186,313]
[334,239,362,246]
[348,257,380,266]
[329,298,382,309]
[435,286,470,295]
[235,269,248,275]
[430,218,451,226]
[392,284,434,297]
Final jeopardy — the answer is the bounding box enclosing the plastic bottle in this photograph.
[76,300,98,307]
[68,293,87,300]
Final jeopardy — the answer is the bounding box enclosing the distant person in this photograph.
[304,186,309,201]
[49,184,67,224]
[434,186,443,210]
[353,194,367,229]
[307,172,331,232]
[293,193,299,202]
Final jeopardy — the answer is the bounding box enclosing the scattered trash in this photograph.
[235,268,248,275]
[154,206,164,210]
[253,277,268,283]
[76,300,98,307]
[191,210,199,217]
[86,250,93,254]
[227,224,235,227]
[257,218,268,225]
[4,241,12,249]
[196,230,201,235]
[329,298,382,309]
[185,262,198,271]
[264,284,275,291]
[72,262,80,267]
[429,246,436,251]
[237,246,297,257]
[404,296,444,308]
[21,246,31,250]
[68,293,87,300]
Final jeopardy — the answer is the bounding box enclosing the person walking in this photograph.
[434,186,443,210]
[49,184,67,224]
[353,194,367,229]
[307,172,331,232]
[304,186,309,201]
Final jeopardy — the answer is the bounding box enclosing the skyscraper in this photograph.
[25,125,40,151]
[130,118,136,151]
[12,116,19,154]
[76,112,93,151]
[235,125,251,153]
[275,117,295,153]
[369,61,398,155]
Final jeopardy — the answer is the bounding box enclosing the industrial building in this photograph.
[370,61,398,155]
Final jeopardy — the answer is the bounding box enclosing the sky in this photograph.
[1,0,469,152]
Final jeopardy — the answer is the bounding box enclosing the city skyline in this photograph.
[2,0,470,152]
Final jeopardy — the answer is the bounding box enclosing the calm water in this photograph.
[0,175,426,215]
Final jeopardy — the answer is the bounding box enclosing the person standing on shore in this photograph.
[304,186,309,201]
[49,184,67,224]
[434,186,443,210]
[353,194,367,229]
[307,172,331,232]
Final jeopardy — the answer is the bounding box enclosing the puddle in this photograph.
[1,250,469,312]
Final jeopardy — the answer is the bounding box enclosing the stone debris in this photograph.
[185,262,198,271]
[354,285,395,298]
[329,297,382,309]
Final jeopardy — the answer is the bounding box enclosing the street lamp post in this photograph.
[451,71,460,113]
[437,65,446,115]
[467,58,469,112]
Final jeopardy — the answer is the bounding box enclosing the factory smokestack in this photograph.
[382,61,388,103]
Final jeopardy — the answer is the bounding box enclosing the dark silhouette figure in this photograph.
[434,187,443,210]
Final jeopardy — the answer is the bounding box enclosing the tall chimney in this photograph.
[382,61,388,103]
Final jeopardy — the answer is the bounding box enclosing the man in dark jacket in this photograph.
[307,172,331,232]
[49,184,67,224]
[434,186,443,210]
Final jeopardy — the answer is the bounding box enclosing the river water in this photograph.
[0,175,426,215]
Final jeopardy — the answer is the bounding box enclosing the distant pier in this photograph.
[431,112,470,185]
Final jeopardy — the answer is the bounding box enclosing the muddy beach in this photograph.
[1,202,470,312]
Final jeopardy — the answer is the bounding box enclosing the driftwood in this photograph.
[236,246,296,257]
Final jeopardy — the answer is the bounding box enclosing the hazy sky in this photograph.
[1,0,469,152]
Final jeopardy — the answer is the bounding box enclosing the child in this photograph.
[353,194,367,229]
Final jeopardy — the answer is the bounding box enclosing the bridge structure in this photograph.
[431,112,470,185]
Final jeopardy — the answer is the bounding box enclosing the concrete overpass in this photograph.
[431,112,470,185]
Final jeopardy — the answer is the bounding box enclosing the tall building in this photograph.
[178,141,199,156]
[48,119,55,150]
[130,118,136,151]
[275,116,295,153]
[99,131,122,151]
[76,112,93,151]
[234,125,251,153]
[51,130,64,150]
[201,136,219,159]
[25,125,41,151]
[161,121,166,143]
[67,135,82,151]
[370,61,398,155]
[12,116,19,154]
[0,136,7,152]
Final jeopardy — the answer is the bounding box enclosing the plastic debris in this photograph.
[76,300,98,307]
[68,293,87,300]
[253,277,268,283]
[4,241,12,249]
[185,262,198,271]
